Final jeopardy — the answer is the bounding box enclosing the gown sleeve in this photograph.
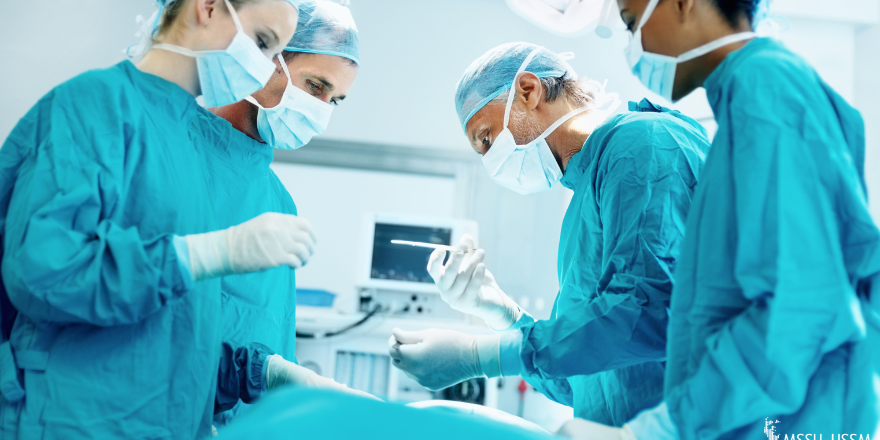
[0,83,195,327]
[513,134,681,381]
[215,341,276,414]
[500,312,575,407]
[664,71,871,440]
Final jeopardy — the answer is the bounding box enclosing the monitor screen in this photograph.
[371,223,452,284]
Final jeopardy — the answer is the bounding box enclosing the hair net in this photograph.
[126,0,302,58]
[285,1,360,66]
[454,42,578,134]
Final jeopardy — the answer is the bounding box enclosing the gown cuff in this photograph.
[499,331,524,377]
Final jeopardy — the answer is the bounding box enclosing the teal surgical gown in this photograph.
[218,388,556,440]
[664,38,880,439]
[0,61,222,439]
[189,108,299,427]
[497,99,709,426]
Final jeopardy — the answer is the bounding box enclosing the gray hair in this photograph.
[490,75,601,110]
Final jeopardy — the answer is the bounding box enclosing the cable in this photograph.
[296,304,382,339]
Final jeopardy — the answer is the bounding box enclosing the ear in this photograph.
[514,72,543,112]
[195,0,220,25]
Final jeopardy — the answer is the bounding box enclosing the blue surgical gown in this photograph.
[217,388,556,440]
[497,99,709,426]
[189,108,299,427]
[664,38,880,439]
[0,61,222,438]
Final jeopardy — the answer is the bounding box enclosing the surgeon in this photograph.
[559,0,880,438]
[0,0,317,438]
[196,0,366,427]
[389,42,709,427]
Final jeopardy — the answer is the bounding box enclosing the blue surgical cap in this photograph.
[454,42,577,134]
[285,1,360,66]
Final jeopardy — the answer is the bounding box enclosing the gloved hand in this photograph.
[183,212,316,281]
[557,418,637,440]
[428,235,521,330]
[387,328,501,391]
[265,355,381,401]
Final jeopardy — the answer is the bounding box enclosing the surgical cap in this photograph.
[454,42,577,134]
[285,1,360,66]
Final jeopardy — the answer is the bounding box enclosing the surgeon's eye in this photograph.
[257,35,268,50]
[625,20,635,33]
[307,80,323,96]
[330,98,339,106]
[482,136,491,152]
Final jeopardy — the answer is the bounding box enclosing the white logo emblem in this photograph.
[765,418,781,440]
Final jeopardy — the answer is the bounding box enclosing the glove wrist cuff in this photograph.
[185,230,232,281]
[474,335,502,378]
[484,298,523,331]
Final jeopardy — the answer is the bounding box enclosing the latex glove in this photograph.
[387,328,501,391]
[557,418,637,440]
[428,234,521,330]
[265,355,381,401]
[184,212,316,281]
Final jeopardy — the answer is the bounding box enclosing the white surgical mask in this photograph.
[246,55,334,149]
[625,0,756,102]
[482,48,592,195]
[153,0,276,108]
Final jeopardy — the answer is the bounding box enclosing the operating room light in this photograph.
[505,0,620,37]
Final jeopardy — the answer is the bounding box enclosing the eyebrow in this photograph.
[316,77,335,92]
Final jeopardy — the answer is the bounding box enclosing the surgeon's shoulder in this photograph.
[603,112,704,158]
[51,62,135,116]
[726,38,818,108]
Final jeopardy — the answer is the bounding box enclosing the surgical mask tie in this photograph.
[245,55,334,149]
[152,0,276,107]
[624,0,756,102]
[482,48,590,195]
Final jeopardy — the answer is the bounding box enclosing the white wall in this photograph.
[0,1,154,139]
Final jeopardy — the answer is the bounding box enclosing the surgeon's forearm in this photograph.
[512,293,667,381]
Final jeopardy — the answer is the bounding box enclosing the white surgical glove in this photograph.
[428,235,521,330]
[387,328,501,391]
[557,418,637,440]
[265,355,381,401]
[183,212,316,281]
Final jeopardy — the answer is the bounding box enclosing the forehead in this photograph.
[285,53,359,87]
[242,1,298,27]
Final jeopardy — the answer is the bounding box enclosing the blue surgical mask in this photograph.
[152,0,276,108]
[625,0,755,102]
[245,55,334,149]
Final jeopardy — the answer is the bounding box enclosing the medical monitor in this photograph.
[358,214,478,294]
